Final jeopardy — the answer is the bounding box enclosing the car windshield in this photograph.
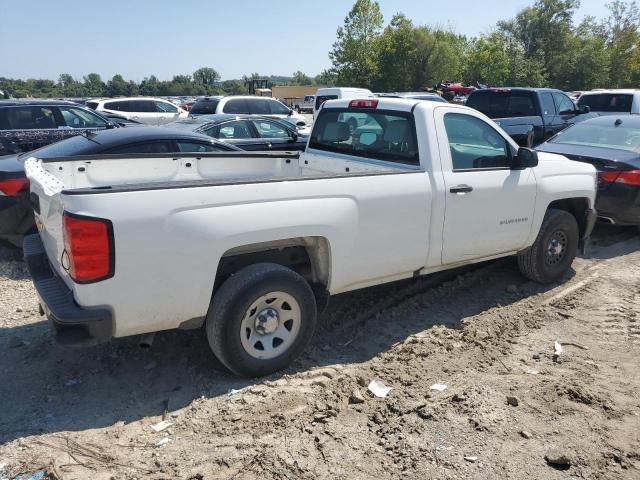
[550,121,640,152]
[18,134,97,159]
[578,93,633,113]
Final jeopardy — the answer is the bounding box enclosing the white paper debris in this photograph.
[155,437,171,447]
[464,456,479,463]
[150,420,173,432]
[227,388,245,396]
[430,384,448,392]
[554,341,563,356]
[367,378,392,398]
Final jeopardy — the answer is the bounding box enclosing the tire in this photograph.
[206,263,317,377]
[518,209,579,283]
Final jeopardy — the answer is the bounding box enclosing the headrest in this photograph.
[323,121,351,142]
[383,120,410,143]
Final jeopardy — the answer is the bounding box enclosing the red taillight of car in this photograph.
[598,170,640,186]
[349,99,379,108]
[63,212,114,284]
[0,177,29,196]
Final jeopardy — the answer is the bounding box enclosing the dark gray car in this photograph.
[170,114,308,151]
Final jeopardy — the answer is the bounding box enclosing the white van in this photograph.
[313,87,375,118]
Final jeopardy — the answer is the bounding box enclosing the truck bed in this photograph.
[28,151,416,194]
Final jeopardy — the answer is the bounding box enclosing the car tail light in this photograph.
[0,177,29,196]
[63,212,114,283]
[349,99,379,108]
[598,170,640,186]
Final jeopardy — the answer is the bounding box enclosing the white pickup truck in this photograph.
[24,98,597,377]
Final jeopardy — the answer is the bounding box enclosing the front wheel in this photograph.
[206,263,317,377]
[518,209,579,283]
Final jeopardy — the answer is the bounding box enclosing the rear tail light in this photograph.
[349,99,379,108]
[0,177,29,196]
[598,170,640,186]
[63,212,114,283]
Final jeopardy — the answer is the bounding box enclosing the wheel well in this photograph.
[548,198,589,237]
[213,237,331,309]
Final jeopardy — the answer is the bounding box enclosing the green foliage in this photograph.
[291,71,313,86]
[327,0,639,92]
[329,0,384,88]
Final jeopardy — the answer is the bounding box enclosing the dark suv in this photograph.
[0,100,115,156]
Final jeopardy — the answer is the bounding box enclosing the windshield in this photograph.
[19,134,97,159]
[577,93,633,113]
[550,121,640,152]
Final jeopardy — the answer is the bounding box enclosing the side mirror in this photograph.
[288,109,295,116]
[105,121,116,130]
[579,105,591,114]
[511,147,538,169]
[288,132,298,142]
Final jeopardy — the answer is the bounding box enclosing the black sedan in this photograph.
[536,115,640,227]
[0,127,240,246]
[170,114,308,151]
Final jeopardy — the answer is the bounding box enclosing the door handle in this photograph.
[450,185,473,194]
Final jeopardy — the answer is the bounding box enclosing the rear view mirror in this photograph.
[512,147,538,169]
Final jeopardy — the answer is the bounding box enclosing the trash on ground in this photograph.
[155,437,171,448]
[368,378,392,398]
[553,341,563,362]
[464,456,479,462]
[227,388,245,396]
[13,471,46,480]
[151,420,173,432]
[430,384,448,392]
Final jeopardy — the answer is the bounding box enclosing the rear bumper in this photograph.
[23,233,113,346]
[595,185,640,225]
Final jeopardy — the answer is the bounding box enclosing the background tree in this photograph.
[604,0,640,87]
[291,71,313,85]
[329,0,384,88]
[193,67,221,87]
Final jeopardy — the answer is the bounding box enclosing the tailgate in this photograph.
[24,157,70,283]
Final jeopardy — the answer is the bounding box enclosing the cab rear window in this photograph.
[577,94,633,112]
[466,91,537,118]
[309,108,418,165]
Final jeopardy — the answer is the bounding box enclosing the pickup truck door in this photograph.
[552,92,579,135]
[434,108,537,264]
[539,92,560,140]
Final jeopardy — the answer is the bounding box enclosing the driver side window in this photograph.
[553,93,576,115]
[444,113,509,170]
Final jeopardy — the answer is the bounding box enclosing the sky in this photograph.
[1,0,611,82]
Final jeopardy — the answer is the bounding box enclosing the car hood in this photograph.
[536,142,640,165]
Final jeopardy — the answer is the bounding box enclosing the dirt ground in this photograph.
[1,225,639,480]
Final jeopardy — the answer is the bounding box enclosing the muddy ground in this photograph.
[1,225,639,480]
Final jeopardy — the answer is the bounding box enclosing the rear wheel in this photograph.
[518,209,579,283]
[206,263,317,377]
